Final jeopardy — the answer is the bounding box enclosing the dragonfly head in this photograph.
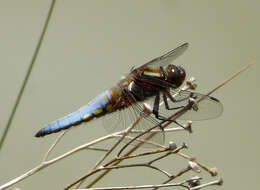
[165,65,186,88]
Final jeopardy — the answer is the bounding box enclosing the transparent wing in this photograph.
[102,96,165,148]
[129,100,165,148]
[157,89,223,121]
[139,43,189,69]
[102,103,138,133]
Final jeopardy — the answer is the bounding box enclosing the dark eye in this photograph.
[165,65,186,87]
[167,65,179,79]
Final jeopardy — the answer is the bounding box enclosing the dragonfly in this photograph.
[35,43,223,146]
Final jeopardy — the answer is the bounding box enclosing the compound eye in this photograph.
[166,65,179,79]
[166,65,186,87]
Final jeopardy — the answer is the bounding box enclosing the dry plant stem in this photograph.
[74,107,172,189]
[82,108,195,188]
[83,178,223,190]
[106,143,186,174]
[93,116,143,169]
[114,134,165,149]
[117,144,185,162]
[69,142,183,189]
[206,63,251,96]
[72,115,180,188]
[76,178,222,190]
[177,152,215,176]
[68,143,176,189]
[77,180,190,190]
[75,136,179,188]
[0,132,118,189]
[85,148,110,152]
[132,127,185,133]
[190,178,223,190]
[42,131,66,161]
[152,166,192,190]
[75,116,144,188]
[105,163,172,178]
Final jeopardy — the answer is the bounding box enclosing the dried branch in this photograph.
[75,177,223,190]
[190,178,223,190]
[78,180,190,190]
[92,114,144,169]
[0,132,119,189]
[42,131,66,162]
[77,180,190,190]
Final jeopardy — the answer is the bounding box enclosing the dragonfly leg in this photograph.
[124,88,164,131]
[153,92,185,129]
[152,92,160,117]
[163,91,185,110]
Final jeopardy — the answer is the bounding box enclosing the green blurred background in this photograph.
[0,0,259,189]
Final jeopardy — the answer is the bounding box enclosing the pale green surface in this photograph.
[0,0,259,189]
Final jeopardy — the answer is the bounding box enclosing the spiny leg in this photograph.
[163,90,185,110]
[123,88,164,132]
[152,92,185,129]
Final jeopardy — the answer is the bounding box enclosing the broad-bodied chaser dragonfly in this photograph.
[35,43,223,146]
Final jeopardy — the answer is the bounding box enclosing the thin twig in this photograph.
[105,143,185,171]
[86,147,110,152]
[113,134,165,149]
[77,176,222,190]
[0,132,118,189]
[130,127,186,133]
[0,0,57,152]
[190,178,223,190]
[43,131,66,162]
[152,166,192,190]
[75,116,144,188]
[104,163,171,178]
[206,64,251,96]
[77,180,189,190]
[93,116,143,168]
[116,148,170,161]
[176,152,217,176]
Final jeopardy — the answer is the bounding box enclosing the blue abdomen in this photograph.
[35,90,112,137]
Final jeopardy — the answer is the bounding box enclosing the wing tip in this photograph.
[209,96,220,103]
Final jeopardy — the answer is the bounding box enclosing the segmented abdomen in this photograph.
[35,90,113,137]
